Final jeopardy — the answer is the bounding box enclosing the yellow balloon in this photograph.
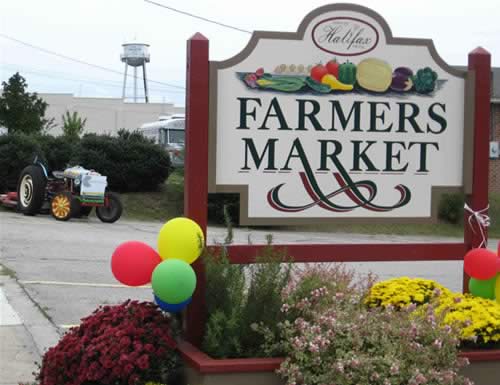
[158,217,204,264]
[496,274,500,304]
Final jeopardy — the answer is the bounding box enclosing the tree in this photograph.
[62,111,86,138]
[0,73,50,134]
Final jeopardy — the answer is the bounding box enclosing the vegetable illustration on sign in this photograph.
[325,59,340,78]
[356,58,392,92]
[239,59,440,96]
[391,67,414,92]
[338,60,357,85]
[413,67,439,94]
[310,64,329,82]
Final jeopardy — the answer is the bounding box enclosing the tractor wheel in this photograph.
[50,192,77,221]
[96,192,123,223]
[17,165,46,216]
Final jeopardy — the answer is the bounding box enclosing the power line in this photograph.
[144,0,252,34]
[1,62,178,91]
[0,33,185,90]
[0,63,185,93]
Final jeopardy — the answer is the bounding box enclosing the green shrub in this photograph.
[117,128,154,143]
[0,133,42,192]
[202,234,292,358]
[36,134,77,171]
[74,133,171,192]
[438,193,465,224]
[0,131,170,194]
[207,193,240,225]
[0,132,74,192]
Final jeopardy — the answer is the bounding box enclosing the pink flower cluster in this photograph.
[275,265,472,385]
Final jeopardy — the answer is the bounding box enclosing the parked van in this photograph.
[139,115,185,167]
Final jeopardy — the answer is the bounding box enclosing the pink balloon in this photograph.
[111,241,161,286]
[464,248,498,280]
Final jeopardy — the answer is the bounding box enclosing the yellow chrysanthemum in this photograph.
[365,277,451,309]
[365,277,500,347]
[434,293,500,346]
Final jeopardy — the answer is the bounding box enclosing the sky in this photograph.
[0,0,499,106]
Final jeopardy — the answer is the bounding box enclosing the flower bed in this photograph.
[32,262,500,385]
[184,267,500,385]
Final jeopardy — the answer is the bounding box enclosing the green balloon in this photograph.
[469,276,496,299]
[152,259,197,304]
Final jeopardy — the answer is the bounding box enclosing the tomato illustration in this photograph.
[310,64,329,82]
[326,59,340,78]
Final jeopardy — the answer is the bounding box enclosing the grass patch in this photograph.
[289,222,465,237]
[289,193,500,238]
[120,168,184,222]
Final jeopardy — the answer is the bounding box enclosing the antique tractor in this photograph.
[14,161,122,222]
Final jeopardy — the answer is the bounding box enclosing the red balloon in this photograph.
[464,248,498,280]
[497,241,500,272]
[111,241,161,286]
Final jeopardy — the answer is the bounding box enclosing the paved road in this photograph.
[0,211,497,330]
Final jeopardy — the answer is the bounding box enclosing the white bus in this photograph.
[139,115,185,167]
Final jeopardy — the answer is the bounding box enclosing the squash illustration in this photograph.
[321,74,353,91]
[356,58,392,93]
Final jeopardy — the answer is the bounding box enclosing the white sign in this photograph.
[81,175,107,201]
[210,5,469,225]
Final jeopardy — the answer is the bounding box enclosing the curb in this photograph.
[0,273,62,357]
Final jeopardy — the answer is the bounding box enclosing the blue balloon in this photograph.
[154,294,191,313]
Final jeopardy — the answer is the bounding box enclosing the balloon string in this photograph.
[464,203,490,248]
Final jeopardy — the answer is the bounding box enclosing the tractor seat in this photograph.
[51,171,65,179]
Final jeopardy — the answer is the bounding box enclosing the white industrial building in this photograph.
[40,93,185,136]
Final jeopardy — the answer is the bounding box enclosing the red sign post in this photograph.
[184,33,209,346]
[463,47,491,291]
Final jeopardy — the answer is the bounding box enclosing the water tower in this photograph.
[121,43,150,103]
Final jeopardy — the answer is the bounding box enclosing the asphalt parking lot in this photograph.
[0,210,497,329]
